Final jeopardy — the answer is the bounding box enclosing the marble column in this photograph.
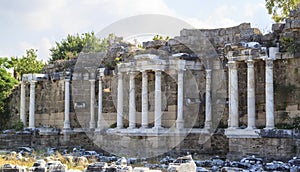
[228,60,238,128]
[246,58,256,129]
[89,79,96,129]
[63,78,71,130]
[154,70,162,129]
[204,69,212,129]
[28,80,36,128]
[96,76,103,130]
[141,71,148,128]
[265,57,275,129]
[128,72,137,129]
[176,70,184,129]
[117,72,124,129]
[20,81,26,126]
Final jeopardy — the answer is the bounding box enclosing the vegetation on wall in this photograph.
[49,32,114,63]
[0,58,18,129]
[0,49,44,129]
[265,0,300,22]
[11,49,45,81]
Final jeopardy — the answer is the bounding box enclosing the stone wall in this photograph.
[227,137,298,161]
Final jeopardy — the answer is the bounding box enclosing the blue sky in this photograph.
[0,0,274,61]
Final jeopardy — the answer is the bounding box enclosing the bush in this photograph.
[12,120,24,131]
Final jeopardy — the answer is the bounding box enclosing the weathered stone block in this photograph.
[291,19,300,29]
[286,104,298,111]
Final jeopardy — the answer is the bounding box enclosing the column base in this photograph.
[128,125,136,129]
[141,126,149,129]
[63,122,71,130]
[152,126,164,131]
[204,121,212,130]
[95,128,104,133]
[264,126,275,130]
[89,122,96,129]
[62,128,72,133]
[225,128,261,138]
[176,120,184,129]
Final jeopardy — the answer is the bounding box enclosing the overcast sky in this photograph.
[0,0,274,62]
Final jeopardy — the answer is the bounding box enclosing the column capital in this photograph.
[227,60,237,69]
[29,80,37,83]
[265,57,273,67]
[246,58,255,67]
[98,67,105,78]
[128,71,139,75]
[154,70,162,76]
[117,71,123,77]
[85,67,97,79]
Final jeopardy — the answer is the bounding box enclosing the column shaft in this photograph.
[63,79,71,129]
[247,59,256,129]
[89,79,96,129]
[228,60,238,128]
[20,81,26,126]
[117,72,123,129]
[154,70,162,128]
[204,69,212,129]
[265,58,275,129]
[128,72,136,129]
[176,70,184,129]
[141,71,148,128]
[97,77,103,129]
[29,81,36,128]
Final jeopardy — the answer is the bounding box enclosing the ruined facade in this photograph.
[6,6,300,159]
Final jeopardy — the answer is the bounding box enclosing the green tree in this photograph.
[11,49,45,81]
[0,58,18,114]
[266,0,300,22]
[49,32,111,63]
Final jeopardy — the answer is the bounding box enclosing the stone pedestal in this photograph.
[28,81,36,128]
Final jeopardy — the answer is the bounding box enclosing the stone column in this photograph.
[96,72,104,131]
[128,72,137,129]
[228,60,238,128]
[141,70,148,128]
[265,57,275,129]
[28,80,36,128]
[20,81,26,126]
[204,69,212,129]
[96,68,105,131]
[117,72,124,129]
[246,58,256,129]
[89,79,96,129]
[176,70,184,129]
[154,70,162,129]
[63,78,71,130]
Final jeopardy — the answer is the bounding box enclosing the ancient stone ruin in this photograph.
[6,6,300,160]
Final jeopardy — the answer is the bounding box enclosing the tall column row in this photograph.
[227,52,277,130]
